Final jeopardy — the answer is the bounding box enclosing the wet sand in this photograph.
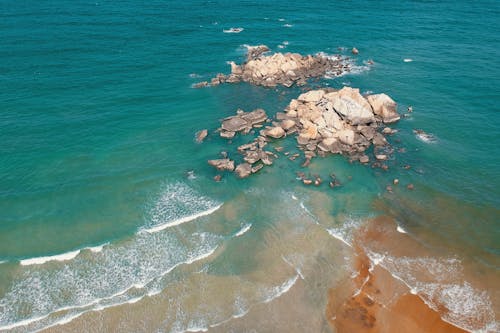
[324,213,494,333]
[326,244,466,333]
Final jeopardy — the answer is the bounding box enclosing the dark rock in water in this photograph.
[301,158,311,167]
[386,185,393,193]
[352,47,359,55]
[260,152,273,165]
[246,45,270,61]
[193,81,209,88]
[195,129,208,143]
[235,163,252,178]
[382,127,397,135]
[303,179,313,185]
[220,130,235,139]
[251,164,264,173]
[244,150,260,164]
[208,159,235,171]
[407,183,415,190]
[375,154,387,161]
[393,179,399,185]
[213,174,222,182]
[372,132,388,146]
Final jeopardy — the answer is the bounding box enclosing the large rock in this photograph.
[208,159,235,171]
[298,90,325,103]
[280,119,296,130]
[318,137,339,152]
[263,126,285,139]
[235,163,252,178]
[299,121,318,140]
[241,108,267,125]
[372,132,388,146]
[327,87,375,125]
[367,94,400,123]
[221,116,248,132]
[322,109,344,130]
[337,129,355,145]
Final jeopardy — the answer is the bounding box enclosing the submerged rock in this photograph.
[208,159,235,171]
[195,129,208,143]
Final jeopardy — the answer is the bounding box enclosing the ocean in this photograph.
[0,0,498,332]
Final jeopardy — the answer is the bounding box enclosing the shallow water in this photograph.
[1,0,499,332]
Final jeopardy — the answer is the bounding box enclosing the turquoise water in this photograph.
[1,1,499,331]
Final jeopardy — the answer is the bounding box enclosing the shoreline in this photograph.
[325,243,467,333]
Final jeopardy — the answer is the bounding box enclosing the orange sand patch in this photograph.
[326,222,467,333]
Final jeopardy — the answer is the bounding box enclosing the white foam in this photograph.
[1,183,224,332]
[263,275,299,304]
[283,24,293,28]
[1,242,221,332]
[20,249,81,266]
[223,27,244,33]
[403,58,413,62]
[281,255,305,280]
[0,260,6,264]
[143,182,223,234]
[234,223,252,237]
[396,225,407,233]
[327,229,352,247]
[291,194,298,200]
[278,18,285,21]
[142,204,223,234]
[365,252,497,332]
[326,217,363,248]
[415,132,437,143]
[86,243,108,253]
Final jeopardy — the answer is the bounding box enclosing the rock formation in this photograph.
[278,86,399,163]
[207,87,400,180]
[197,45,353,88]
[218,108,268,138]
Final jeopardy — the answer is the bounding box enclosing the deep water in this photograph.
[0,1,499,331]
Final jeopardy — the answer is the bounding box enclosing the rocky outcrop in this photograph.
[235,163,252,178]
[202,45,352,88]
[206,87,399,180]
[283,87,399,162]
[366,94,400,123]
[219,108,268,138]
[208,159,235,171]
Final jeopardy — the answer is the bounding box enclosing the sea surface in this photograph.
[0,1,499,332]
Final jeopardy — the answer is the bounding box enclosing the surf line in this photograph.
[19,243,108,266]
[142,203,223,234]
